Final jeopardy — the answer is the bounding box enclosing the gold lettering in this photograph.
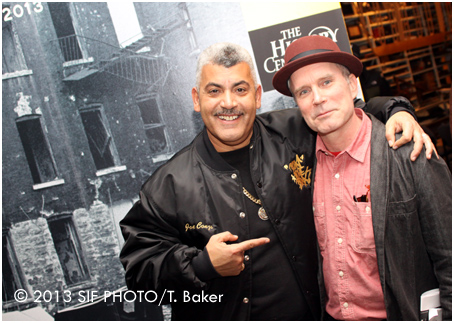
[197,222,214,231]
[185,223,195,231]
[185,222,214,231]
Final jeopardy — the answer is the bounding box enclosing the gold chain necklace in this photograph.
[242,187,269,221]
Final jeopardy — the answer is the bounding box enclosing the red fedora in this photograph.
[272,35,363,96]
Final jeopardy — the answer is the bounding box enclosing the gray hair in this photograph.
[335,63,353,82]
[195,42,258,91]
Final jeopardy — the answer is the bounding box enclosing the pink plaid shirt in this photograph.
[313,109,386,320]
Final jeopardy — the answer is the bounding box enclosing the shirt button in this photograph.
[249,144,254,149]
[244,255,250,261]
[343,302,349,308]
[243,297,249,304]
[312,207,315,211]
[336,205,341,211]
[231,174,237,179]
[339,271,344,277]
[366,206,371,213]
[334,173,340,179]
[239,212,246,218]
[338,238,343,244]
[256,182,262,188]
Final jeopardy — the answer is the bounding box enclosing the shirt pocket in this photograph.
[313,202,327,251]
[352,201,376,253]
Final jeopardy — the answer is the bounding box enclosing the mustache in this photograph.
[214,108,244,116]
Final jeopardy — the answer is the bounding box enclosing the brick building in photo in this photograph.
[2,2,270,319]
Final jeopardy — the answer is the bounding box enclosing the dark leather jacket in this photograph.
[120,98,415,320]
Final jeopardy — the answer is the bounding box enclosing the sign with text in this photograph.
[244,5,351,92]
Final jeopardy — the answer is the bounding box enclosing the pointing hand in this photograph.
[206,231,270,276]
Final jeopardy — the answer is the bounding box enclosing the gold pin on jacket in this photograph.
[284,154,312,190]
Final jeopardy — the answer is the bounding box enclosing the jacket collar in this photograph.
[195,125,258,172]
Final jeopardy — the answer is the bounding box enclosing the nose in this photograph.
[312,87,325,105]
[220,91,237,109]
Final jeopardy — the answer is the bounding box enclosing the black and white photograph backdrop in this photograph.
[2,2,357,320]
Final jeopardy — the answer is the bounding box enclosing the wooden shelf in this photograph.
[342,3,451,83]
[342,2,451,137]
[369,20,398,28]
[412,67,437,76]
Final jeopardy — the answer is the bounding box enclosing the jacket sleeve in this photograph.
[355,96,417,124]
[119,188,210,299]
[413,151,452,319]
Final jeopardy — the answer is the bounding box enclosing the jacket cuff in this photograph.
[359,96,418,124]
[387,96,417,120]
[192,247,221,281]
[388,104,417,120]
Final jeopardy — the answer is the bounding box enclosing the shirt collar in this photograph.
[316,108,372,163]
[196,123,258,172]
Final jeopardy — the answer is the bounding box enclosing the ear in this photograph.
[349,74,359,99]
[255,84,263,110]
[192,87,201,112]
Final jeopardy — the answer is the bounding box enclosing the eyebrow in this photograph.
[233,80,249,88]
[204,80,250,90]
[292,73,334,94]
[205,82,221,89]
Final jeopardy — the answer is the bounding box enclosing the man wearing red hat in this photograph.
[273,35,452,321]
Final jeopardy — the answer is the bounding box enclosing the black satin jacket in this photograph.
[119,98,414,320]
[120,107,319,320]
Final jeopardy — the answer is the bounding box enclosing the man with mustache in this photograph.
[120,42,434,320]
[272,35,451,320]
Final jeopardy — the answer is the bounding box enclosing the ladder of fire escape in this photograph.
[97,31,168,86]
[63,29,171,86]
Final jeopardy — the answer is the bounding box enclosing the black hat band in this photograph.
[288,48,333,63]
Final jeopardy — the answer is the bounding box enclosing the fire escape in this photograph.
[51,4,198,91]
[51,30,170,91]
